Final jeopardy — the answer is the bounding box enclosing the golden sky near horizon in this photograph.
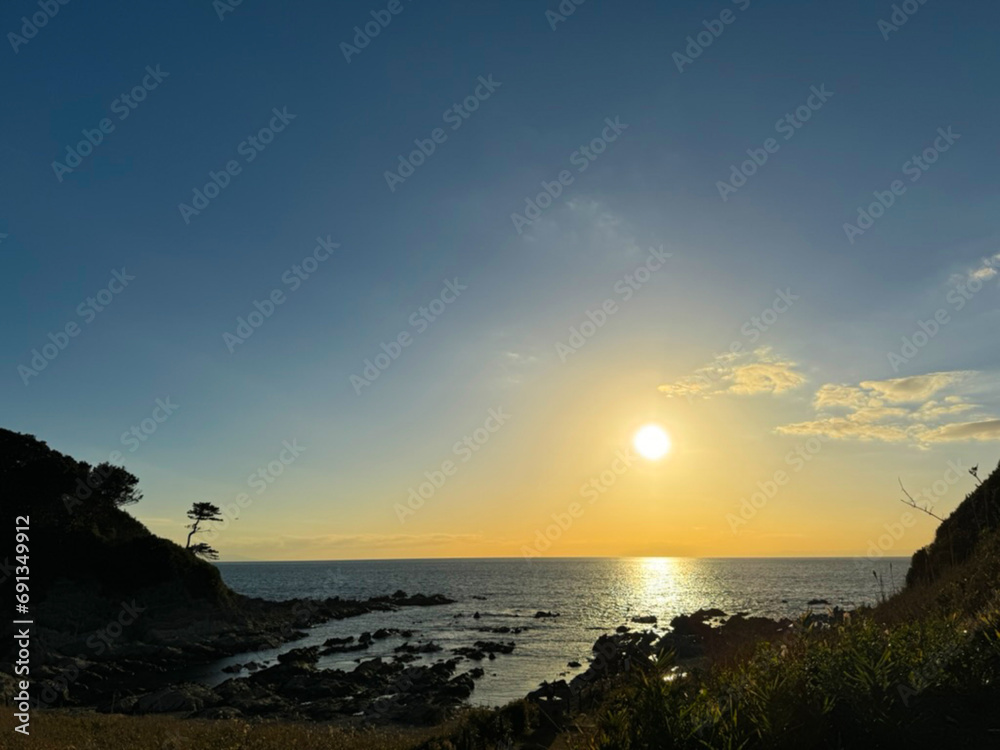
[138,356,999,562]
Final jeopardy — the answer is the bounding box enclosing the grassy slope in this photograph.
[1,702,547,750]
[0,712,445,750]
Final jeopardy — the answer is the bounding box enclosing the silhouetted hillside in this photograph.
[1,428,238,637]
[906,459,1000,591]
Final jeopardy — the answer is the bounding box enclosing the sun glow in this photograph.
[633,424,672,460]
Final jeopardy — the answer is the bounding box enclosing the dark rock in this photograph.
[631,615,657,624]
[353,658,392,678]
[534,611,560,619]
[319,640,368,655]
[527,679,573,719]
[669,613,714,638]
[277,646,320,665]
[441,672,475,700]
[474,641,515,655]
[691,608,727,620]
[378,592,456,607]
[394,641,443,654]
[323,636,355,647]
[478,625,526,634]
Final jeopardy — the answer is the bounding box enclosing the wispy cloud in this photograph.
[950,252,1000,286]
[226,532,484,554]
[922,420,1000,442]
[777,371,1000,445]
[659,347,807,400]
[137,517,180,527]
[859,371,970,402]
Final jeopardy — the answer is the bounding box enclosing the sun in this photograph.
[633,424,672,461]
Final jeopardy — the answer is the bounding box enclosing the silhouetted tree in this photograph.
[186,502,223,558]
[89,462,143,507]
[188,542,219,560]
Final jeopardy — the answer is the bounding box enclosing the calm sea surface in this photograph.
[208,557,909,706]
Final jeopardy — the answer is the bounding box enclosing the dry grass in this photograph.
[0,710,444,750]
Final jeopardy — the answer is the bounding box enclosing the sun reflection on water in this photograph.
[630,557,688,617]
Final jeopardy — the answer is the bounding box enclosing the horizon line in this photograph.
[213,554,914,564]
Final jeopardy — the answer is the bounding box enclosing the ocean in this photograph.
[207,557,909,707]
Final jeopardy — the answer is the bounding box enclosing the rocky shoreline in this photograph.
[526,606,848,720]
[4,590,457,721]
[4,592,849,730]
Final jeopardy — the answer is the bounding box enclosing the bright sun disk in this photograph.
[633,424,672,460]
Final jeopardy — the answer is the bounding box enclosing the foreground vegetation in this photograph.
[0,712,443,750]
[587,600,1000,748]
[584,462,1000,750]
[0,702,547,750]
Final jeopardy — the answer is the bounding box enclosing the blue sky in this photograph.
[3,0,999,559]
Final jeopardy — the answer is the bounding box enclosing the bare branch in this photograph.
[897,478,945,522]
